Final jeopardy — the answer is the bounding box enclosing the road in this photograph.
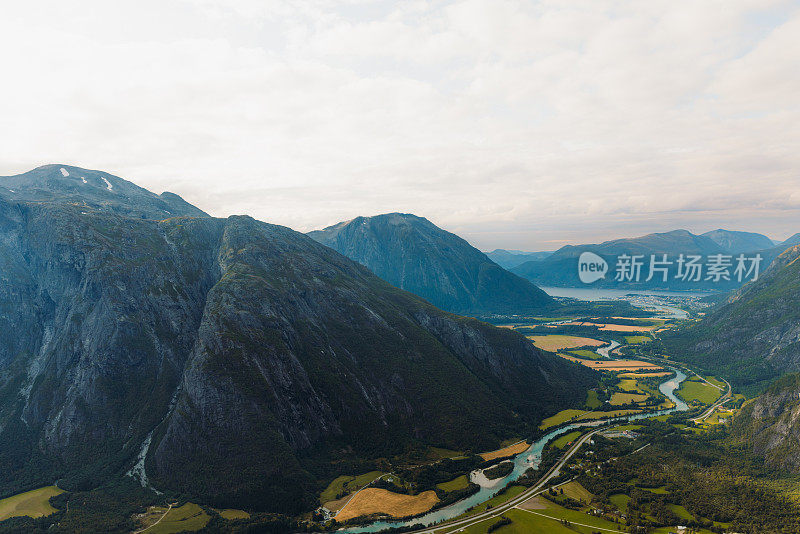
[690,377,732,423]
[408,428,603,534]
[132,502,173,534]
[334,473,396,519]
[403,374,726,534]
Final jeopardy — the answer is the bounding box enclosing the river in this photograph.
[341,369,689,533]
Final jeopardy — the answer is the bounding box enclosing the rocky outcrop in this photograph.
[731,374,800,472]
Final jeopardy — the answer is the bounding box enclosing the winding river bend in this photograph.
[341,369,689,533]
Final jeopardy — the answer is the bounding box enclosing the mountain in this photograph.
[308,213,557,316]
[485,249,553,269]
[663,244,800,393]
[0,166,594,514]
[512,229,780,290]
[1,164,208,219]
[700,229,774,254]
[781,233,800,248]
[730,373,800,472]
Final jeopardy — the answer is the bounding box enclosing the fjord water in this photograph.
[540,286,714,319]
[342,369,689,532]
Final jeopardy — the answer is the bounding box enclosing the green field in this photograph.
[577,408,640,421]
[447,496,623,534]
[524,497,625,531]
[638,485,669,494]
[540,407,640,429]
[539,409,587,429]
[148,503,210,534]
[463,486,526,516]
[551,431,582,449]
[610,391,648,405]
[678,378,722,405]
[428,447,464,460]
[613,424,643,432]
[609,493,630,510]
[617,378,645,393]
[446,508,577,534]
[320,471,384,503]
[706,376,727,389]
[585,389,602,409]
[215,508,250,520]
[436,475,470,492]
[668,503,694,521]
[558,481,594,503]
[568,349,602,360]
[624,335,652,344]
[0,486,64,522]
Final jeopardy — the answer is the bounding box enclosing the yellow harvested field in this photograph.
[599,324,654,332]
[528,335,605,351]
[480,441,529,461]
[558,321,655,332]
[557,354,663,372]
[335,488,439,522]
[0,486,63,522]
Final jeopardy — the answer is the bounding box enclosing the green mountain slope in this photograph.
[308,213,557,316]
[663,244,800,393]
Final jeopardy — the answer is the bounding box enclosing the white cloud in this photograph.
[1,0,799,250]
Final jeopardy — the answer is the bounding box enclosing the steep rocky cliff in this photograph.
[731,373,800,472]
[0,166,594,514]
[308,213,556,316]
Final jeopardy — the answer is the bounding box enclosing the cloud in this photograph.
[1,0,799,250]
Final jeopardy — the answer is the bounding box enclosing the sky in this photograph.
[1,0,799,251]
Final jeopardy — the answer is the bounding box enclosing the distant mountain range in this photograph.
[0,165,594,514]
[485,249,553,269]
[663,243,800,393]
[511,229,787,291]
[308,213,558,316]
[700,229,774,254]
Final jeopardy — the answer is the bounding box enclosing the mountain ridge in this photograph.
[511,228,783,290]
[1,163,208,220]
[308,213,557,316]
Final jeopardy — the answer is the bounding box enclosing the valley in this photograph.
[308,306,762,533]
[0,166,798,534]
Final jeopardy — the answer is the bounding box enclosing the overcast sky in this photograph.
[1,1,799,251]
